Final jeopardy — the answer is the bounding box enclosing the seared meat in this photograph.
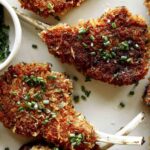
[40,7,150,86]
[0,63,97,150]
[143,79,150,106]
[18,0,85,17]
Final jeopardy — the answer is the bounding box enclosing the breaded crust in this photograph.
[19,140,101,150]
[19,0,85,17]
[41,7,150,86]
[0,63,97,150]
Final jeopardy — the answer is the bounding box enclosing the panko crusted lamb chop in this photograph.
[15,7,150,86]
[40,7,150,86]
[18,0,85,17]
[0,63,145,150]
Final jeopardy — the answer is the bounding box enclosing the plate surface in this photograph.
[0,0,150,150]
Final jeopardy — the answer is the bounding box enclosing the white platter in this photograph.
[0,0,150,150]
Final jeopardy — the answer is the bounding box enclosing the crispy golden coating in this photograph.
[19,0,85,17]
[19,140,101,150]
[41,7,150,86]
[0,63,97,150]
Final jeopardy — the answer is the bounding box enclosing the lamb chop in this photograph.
[18,0,85,17]
[0,63,145,150]
[14,7,150,86]
[40,7,150,86]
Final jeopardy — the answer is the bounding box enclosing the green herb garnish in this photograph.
[47,2,54,10]
[111,22,117,29]
[79,28,88,34]
[18,106,25,112]
[47,75,57,80]
[119,41,129,51]
[0,25,10,62]
[85,76,91,82]
[69,133,84,147]
[23,93,30,100]
[102,35,110,46]
[119,102,125,108]
[73,95,80,103]
[81,86,91,97]
[90,35,95,41]
[23,75,46,88]
[128,91,135,96]
[81,95,86,100]
[82,42,88,48]
[32,44,38,49]
[73,76,78,81]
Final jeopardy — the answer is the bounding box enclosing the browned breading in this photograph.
[18,0,85,17]
[40,7,150,86]
[143,79,150,106]
[0,63,97,150]
[145,0,150,14]
[19,140,101,150]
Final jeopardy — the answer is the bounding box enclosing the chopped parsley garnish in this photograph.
[18,106,25,112]
[120,56,128,61]
[81,85,91,97]
[73,76,78,81]
[111,22,117,29]
[0,5,10,62]
[81,95,86,100]
[102,35,110,46]
[90,35,95,41]
[79,28,88,34]
[47,75,57,80]
[23,93,30,100]
[128,91,135,96]
[119,102,125,108]
[0,24,10,62]
[33,91,43,100]
[120,56,131,63]
[73,95,80,103]
[69,133,84,147]
[25,101,38,110]
[85,76,91,82]
[23,75,46,88]
[119,41,129,51]
[100,51,114,60]
[47,2,54,10]
[82,42,88,48]
[42,112,56,125]
[128,82,138,97]
[42,118,49,125]
[32,44,38,49]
